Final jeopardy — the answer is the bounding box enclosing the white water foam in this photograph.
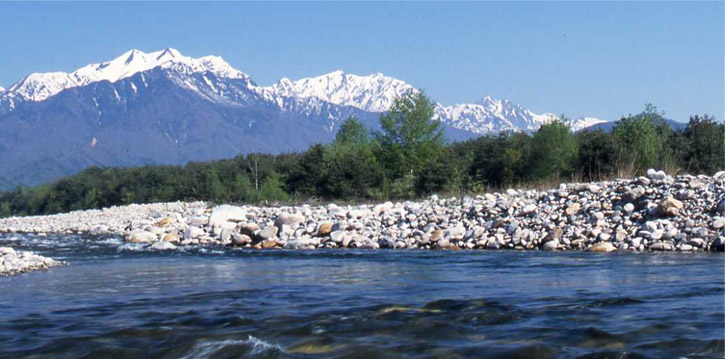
[180,336,284,359]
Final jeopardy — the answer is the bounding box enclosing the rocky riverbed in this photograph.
[0,247,62,276]
[1,169,724,253]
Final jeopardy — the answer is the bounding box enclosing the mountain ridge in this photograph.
[0,48,604,132]
[0,48,608,188]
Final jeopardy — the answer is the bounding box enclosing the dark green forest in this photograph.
[1,93,723,217]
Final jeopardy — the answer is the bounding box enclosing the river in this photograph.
[1,234,723,358]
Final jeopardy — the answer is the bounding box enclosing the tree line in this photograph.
[0,92,722,217]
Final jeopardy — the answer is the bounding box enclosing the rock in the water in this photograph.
[1,247,62,276]
[542,239,559,251]
[262,240,278,249]
[330,230,345,243]
[151,241,177,250]
[711,237,725,252]
[650,242,672,251]
[125,231,157,243]
[284,237,320,249]
[587,242,616,252]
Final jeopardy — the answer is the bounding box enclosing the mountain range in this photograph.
[0,48,606,188]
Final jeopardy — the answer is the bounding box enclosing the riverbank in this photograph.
[0,169,723,253]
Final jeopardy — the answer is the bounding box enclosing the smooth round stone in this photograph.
[587,242,616,252]
[678,244,694,251]
[712,218,725,230]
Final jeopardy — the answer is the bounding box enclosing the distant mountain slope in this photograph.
[0,48,605,188]
[583,118,687,132]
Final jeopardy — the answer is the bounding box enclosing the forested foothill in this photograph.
[1,93,722,217]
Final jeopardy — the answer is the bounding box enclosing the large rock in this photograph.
[256,226,278,241]
[150,241,177,250]
[712,218,725,230]
[316,222,333,237]
[231,233,253,246]
[650,242,673,251]
[657,197,683,217]
[239,223,260,236]
[185,226,205,239]
[209,205,247,227]
[125,231,157,243]
[1,247,62,276]
[275,213,305,227]
[587,242,616,252]
[379,236,395,248]
[162,231,180,243]
[711,237,725,252]
[542,239,559,251]
[262,240,278,249]
[430,229,443,242]
[330,230,346,243]
[284,237,320,249]
[543,228,563,243]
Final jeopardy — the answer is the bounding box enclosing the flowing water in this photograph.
[1,233,723,359]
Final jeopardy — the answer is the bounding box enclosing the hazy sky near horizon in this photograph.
[0,2,722,122]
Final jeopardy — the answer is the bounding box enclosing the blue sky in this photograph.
[0,2,722,122]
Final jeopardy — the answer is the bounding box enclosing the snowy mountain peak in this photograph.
[0,48,605,135]
[265,70,416,112]
[4,48,248,102]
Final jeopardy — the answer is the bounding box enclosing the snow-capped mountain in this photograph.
[435,96,558,134]
[0,48,603,133]
[0,48,606,188]
[264,70,416,113]
[435,97,605,133]
[7,48,248,103]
